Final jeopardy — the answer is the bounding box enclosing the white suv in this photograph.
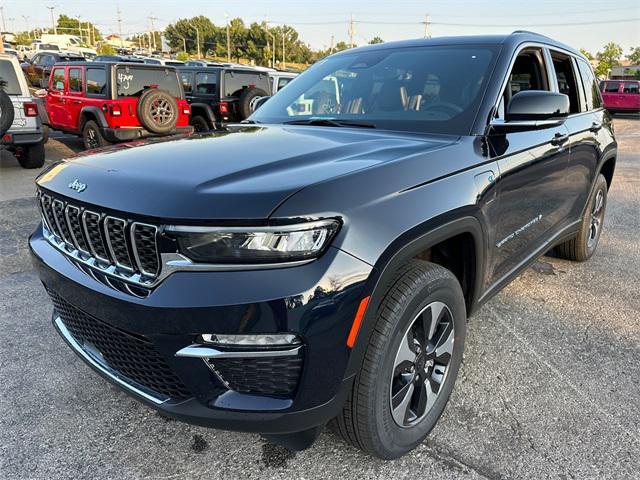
[0,53,46,168]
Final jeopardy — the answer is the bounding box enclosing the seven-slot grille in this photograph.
[37,190,161,283]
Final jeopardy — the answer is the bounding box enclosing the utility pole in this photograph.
[189,24,200,59]
[0,7,6,32]
[263,20,275,68]
[76,15,83,43]
[22,16,30,39]
[330,35,335,54]
[282,28,291,70]
[177,34,186,54]
[348,13,355,48]
[117,6,123,47]
[225,14,231,62]
[46,6,56,34]
[8,18,15,33]
[423,14,431,38]
[148,15,157,52]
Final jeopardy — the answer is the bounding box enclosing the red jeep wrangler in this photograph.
[39,62,193,149]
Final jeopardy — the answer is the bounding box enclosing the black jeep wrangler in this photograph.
[31,32,616,459]
[178,66,271,131]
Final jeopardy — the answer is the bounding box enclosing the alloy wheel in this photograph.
[587,189,605,249]
[389,301,455,428]
[86,128,98,149]
[150,99,175,126]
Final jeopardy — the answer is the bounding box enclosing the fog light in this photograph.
[199,333,301,346]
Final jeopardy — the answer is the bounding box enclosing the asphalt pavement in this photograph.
[0,119,638,479]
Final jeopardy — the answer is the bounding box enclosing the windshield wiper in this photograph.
[283,118,376,129]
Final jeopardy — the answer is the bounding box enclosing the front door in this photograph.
[46,67,68,130]
[487,47,571,286]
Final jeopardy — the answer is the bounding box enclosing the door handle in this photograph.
[72,100,82,105]
[589,121,602,133]
[551,132,569,146]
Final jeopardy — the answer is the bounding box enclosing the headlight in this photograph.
[166,219,340,264]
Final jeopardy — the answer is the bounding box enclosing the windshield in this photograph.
[116,66,182,98]
[251,45,498,135]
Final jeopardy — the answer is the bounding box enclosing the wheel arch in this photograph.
[343,214,485,379]
[79,106,108,131]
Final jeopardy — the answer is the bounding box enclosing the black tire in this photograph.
[238,87,269,120]
[332,260,466,459]
[17,142,45,169]
[42,124,50,144]
[190,115,211,133]
[137,89,179,134]
[82,120,109,150]
[0,90,15,136]
[555,174,608,262]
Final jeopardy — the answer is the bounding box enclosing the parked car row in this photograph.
[600,79,640,114]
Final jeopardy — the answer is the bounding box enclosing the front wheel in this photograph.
[332,260,466,459]
[555,174,608,262]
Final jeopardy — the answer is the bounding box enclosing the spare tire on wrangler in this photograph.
[0,89,15,137]
[137,89,179,134]
[238,87,270,120]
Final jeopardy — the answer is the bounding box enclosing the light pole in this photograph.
[177,34,186,54]
[76,15,83,43]
[22,16,30,39]
[281,28,292,70]
[0,7,6,32]
[46,6,56,34]
[189,24,200,59]
[224,13,231,62]
[263,23,275,68]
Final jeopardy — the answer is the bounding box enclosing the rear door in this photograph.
[487,47,571,285]
[66,66,85,133]
[621,82,640,111]
[549,51,600,222]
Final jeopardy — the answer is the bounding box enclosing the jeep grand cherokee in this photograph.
[30,32,616,459]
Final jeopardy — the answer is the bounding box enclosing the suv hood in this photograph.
[37,125,457,220]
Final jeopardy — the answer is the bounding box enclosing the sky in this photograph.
[2,0,639,55]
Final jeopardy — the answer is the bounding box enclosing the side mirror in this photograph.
[34,88,48,98]
[491,90,569,131]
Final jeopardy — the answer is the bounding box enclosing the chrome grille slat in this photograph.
[37,190,161,292]
[104,216,134,271]
[65,205,90,254]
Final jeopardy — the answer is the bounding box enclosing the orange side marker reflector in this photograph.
[347,296,370,348]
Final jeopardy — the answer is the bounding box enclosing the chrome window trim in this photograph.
[64,204,91,256]
[53,316,167,405]
[81,210,111,264]
[129,222,160,278]
[103,216,135,272]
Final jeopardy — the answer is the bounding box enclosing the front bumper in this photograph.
[30,225,372,434]
[102,126,194,143]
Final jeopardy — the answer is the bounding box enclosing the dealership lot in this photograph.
[0,118,638,479]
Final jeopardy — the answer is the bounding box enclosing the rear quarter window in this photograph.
[623,82,639,94]
[0,59,22,95]
[195,72,218,95]
[86,68,107,96]
[223,71,269,97]
[116,67,182,98]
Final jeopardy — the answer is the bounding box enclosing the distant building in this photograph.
[104,34,135,49]
[610,65,640,80]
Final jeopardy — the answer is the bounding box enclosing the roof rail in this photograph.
[511,30,553,40]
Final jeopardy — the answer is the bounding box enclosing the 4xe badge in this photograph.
[68,179,87,193]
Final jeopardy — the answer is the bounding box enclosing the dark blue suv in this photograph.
[30,32,616,459]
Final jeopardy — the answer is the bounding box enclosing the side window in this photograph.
[602,82,620,93]
[50,68,65,91]
[576,59,602,111]
[623,82,639,94]
[69,68,83,93]
[180,72,193,93]
[551,54,580,114]
[32,54,41,65]
[42,55,55,67]
[85,68,107,96]
[277,77,292,91]
[495,48,549,119]
[195,72,217,95]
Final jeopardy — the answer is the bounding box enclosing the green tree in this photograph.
[164,16,218,57]
[579,48,594,61]
[56,14,102,44]
[176,52,189,61]
[595,42,623,77]
[97,43,115,55]
[369,36,384,44]
[13,32,32,46]
[627,47,640,65]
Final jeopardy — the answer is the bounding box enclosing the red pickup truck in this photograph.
[600,80,640,114]
[39,62,193,149]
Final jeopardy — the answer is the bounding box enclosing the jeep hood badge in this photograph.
[68,179,87,193]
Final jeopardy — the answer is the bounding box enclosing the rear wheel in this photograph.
[17,142,45,169]
[555,174,607,262]
[332,260,466,459]
[82,120,109,150]
[190,115,211,133]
